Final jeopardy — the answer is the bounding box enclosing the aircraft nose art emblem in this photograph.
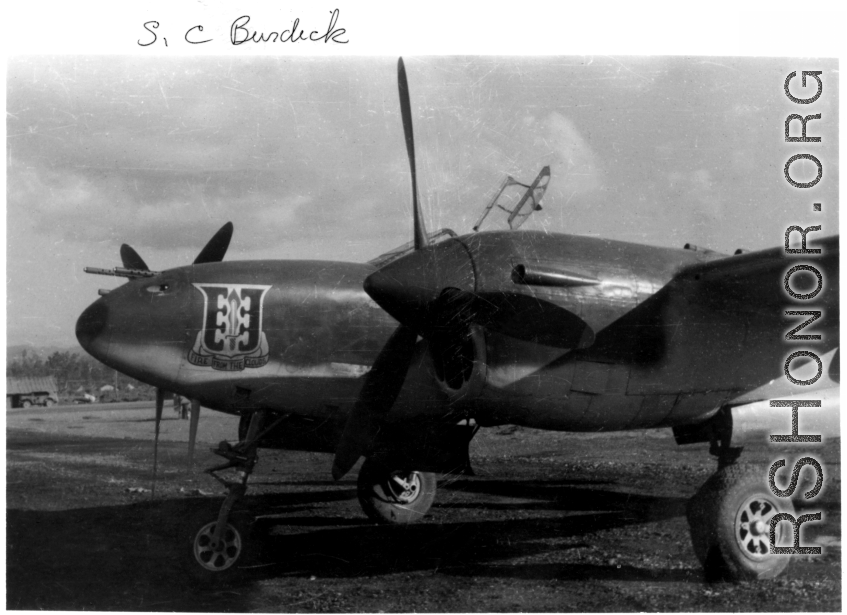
[188,284,271,371]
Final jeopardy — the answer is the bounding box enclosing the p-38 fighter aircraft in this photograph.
[76,59,838,583]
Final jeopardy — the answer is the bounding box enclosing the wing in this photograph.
[582,235,838,396]
[673,234,838,317]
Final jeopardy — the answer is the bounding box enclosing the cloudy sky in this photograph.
[6,55,839,348]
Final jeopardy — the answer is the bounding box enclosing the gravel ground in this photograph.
[6,402,841,612]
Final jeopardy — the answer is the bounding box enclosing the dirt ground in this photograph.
[6,402,841,612]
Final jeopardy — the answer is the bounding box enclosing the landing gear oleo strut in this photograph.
[185,410,270,581]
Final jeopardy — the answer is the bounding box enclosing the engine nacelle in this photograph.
[673,386,840,447]
[429,323,487,403]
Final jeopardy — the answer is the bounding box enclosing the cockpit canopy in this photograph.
[368,228,458,269]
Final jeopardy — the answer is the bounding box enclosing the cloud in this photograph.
[534,112,603,195]
[667,169,722,218]
[8,57,423,259]
[407,105,604,235]
[664,168,726,247]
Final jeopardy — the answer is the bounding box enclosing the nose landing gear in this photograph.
[183,410,274,583]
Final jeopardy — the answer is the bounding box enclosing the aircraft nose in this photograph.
[76,299,109,354]
[364,238,475,334]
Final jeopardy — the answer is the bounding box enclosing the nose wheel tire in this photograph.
[183,511,254,584]
[193,521,243,572]
[687,464,794,581]
[357,458,437,524]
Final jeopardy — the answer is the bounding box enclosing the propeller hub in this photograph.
[363,239,475,335]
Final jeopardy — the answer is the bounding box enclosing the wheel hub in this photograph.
[193,521,242,572]
[388,471,421,503]
[735,494,780,561]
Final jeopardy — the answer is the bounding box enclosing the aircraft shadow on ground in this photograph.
[7,478,694,611]
[437,478,675,517]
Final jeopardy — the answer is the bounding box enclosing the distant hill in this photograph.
[7,344,85,363]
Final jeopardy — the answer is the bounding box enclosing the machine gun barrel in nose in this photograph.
[84,266,159,279]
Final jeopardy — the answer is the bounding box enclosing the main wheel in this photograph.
[357,458,437,524]
[687,464,794,581]
[184,512,254,584]
[44,399,56,407]
[21,400,31,408]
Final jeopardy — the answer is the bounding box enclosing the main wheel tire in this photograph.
[357,458,437,525]
[687,463,794,581]
[44,399,56,407]
[21,400,31,408]
[183,511,254,584]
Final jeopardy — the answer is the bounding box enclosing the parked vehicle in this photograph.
[6,377,60,408]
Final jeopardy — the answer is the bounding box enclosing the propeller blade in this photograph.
[151,387,164,498]
[397,58,428,250]
[120,244,149,271]
[193,222,234,265]
[187,399,201,467]
[332,325,418,480]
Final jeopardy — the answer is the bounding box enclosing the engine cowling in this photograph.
[429,322,487,401]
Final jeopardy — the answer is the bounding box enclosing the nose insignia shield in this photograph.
[188,283,272,371]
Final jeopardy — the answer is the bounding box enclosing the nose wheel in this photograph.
[192,520,244,572]
[357,458,437,524]
[184,511,255,583]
